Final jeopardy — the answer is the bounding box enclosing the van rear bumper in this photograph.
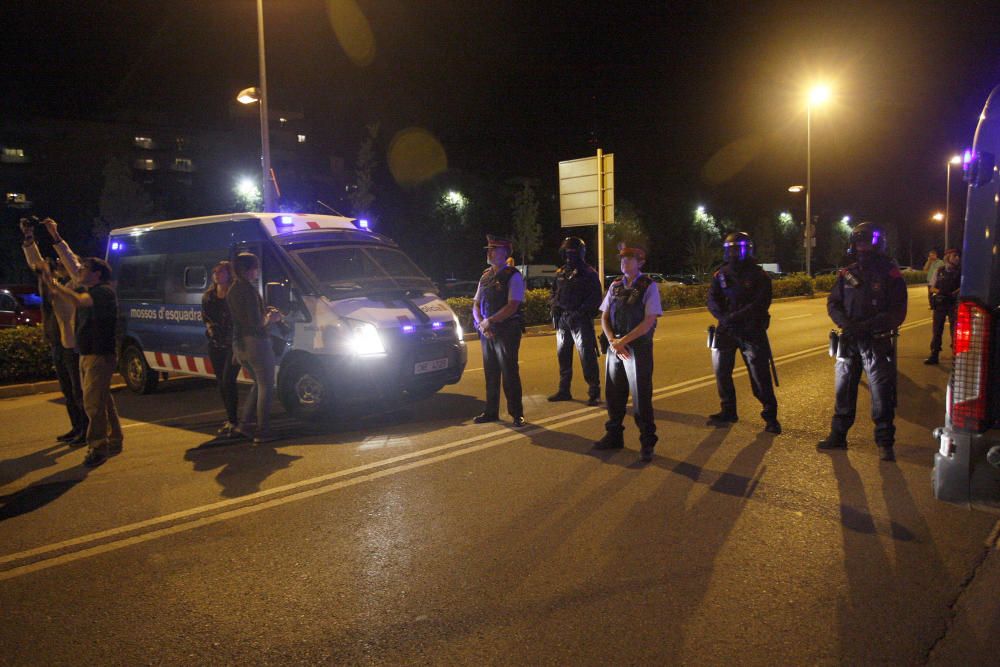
[933,425,1000,512]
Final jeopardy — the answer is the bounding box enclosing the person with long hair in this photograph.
[202,260,241,437]
[226,252,282,444]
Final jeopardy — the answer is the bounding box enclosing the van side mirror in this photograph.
[265,282,291,315]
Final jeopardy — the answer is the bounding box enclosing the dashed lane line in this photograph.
[0,317,931,581]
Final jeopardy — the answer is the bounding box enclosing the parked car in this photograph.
[663,273,702,285]
[0,285,42,328]
[933,83,1000,511]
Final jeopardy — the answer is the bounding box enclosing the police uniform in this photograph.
[596,249,662,460]
[473,236,525,426]
[707,260,779,431]
[821,233,907,460]
[550,239,603,404]
[925,252,960,364]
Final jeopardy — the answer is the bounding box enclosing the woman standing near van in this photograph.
[227,252,282,444]
[202,260,241,437]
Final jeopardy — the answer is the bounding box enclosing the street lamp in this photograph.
[805,83,831,275]
[235,0,274,211]
[944,154,962,250]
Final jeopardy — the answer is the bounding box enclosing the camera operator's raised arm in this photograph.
[43,218,84,282]
[20,217,46,273]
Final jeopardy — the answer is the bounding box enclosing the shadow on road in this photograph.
[895,370,947,433]
[0,463,91,522]
[183,443,301,498]
[0,442,79,489]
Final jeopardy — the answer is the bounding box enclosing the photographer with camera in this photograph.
[20,217,88,444]
[41,218,123,467]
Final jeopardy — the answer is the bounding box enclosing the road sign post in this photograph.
[559,150,614,290]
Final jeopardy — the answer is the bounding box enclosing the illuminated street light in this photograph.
[444,190,467,209]
[787,185,804,193]
[931,212,945,222]
[944,154,963,250]
[234,0,274,211]
[695,205,705,215]
[235,177,262,208]
[804,82,833,275]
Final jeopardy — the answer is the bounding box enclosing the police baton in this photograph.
[763,331,779,387]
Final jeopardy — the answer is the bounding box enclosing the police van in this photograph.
[107,213,467,419]
[933,84,1000,511]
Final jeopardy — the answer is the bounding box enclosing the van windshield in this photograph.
[290,245,434,295]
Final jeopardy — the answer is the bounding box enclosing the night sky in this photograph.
[5,0,1000,261]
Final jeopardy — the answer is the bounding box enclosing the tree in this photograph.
[749,216,777,263]
[686,207,723,276]
[91,156,160,242]
[603,199,648,270]
[349,122,379,222]
[510,183,541,265]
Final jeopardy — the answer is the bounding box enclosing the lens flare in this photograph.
[388,127,448,186]
[326,0,376,67]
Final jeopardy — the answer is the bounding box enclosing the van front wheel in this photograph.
[121,345,159,394]
[279,359,334,420]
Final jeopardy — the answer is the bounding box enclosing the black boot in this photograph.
[764,420,782,435]
[924,353,939,365]
[817,433,848,450]
[708,411,738,424]
[547,391,573,402]
[878,444,896,462]
[593,432,624,450]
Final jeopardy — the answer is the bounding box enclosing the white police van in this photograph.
[933,85,1000,510]
[107,213,467,419]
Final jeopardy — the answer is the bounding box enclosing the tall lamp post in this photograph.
[236,0,274,211]
[805,84,831,276]
[944,154,962,250]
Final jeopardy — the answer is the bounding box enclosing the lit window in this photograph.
[134,136,155,149]
[134,158,157,171]
[3,147,25,157]
[176,137,187,151]
[172,158,194,172]
[279,117,288,128]
[297,134,306,143]
[5,192,27,204]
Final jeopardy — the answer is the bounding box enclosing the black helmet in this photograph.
[559,236,586,262]
[722,231,754,262]
[847,222,888,255]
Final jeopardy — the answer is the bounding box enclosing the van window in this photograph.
[184,266,208,290]
[118,254,167,301]
[297,247,384,283]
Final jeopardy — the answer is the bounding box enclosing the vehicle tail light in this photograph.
[949,300,992,431]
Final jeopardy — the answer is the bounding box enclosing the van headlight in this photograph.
[453,314,464,342]
[349,321,385,356]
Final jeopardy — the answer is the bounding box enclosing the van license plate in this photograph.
[415,358,448,375]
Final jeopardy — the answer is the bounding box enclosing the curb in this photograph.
[0,374,126,400]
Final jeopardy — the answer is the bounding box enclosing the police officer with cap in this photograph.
[549,236,603,406]
[472,235,526,427]
[819,221,907,461]
[707,231,781,434]
[595,246,662,462]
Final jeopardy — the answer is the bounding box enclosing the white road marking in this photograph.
[0,316,932,581]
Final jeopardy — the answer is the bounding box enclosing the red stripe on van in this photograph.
[306,221,321,229]
[154,352,166,368]
[185,356,198,372]
[170,354,181,370]
[203,357,214,374]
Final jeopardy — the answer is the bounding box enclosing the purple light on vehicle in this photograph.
[432,321,443,329]
[402,324,415,333]
[277,215,294,226]
[110,241,123,251]
[358,218,370,230]
[964,149,973,165]
[871,230,881,246]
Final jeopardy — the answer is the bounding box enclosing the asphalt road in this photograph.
[1,286,997,665]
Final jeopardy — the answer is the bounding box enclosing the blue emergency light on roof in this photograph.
[277,215,294,227]
[432,321,443,329]
[358,218,369,230]
[402,324,415,333]
[110,241,123,251]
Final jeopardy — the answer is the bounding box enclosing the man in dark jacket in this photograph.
[706,232,780,434]
[818,222,908,462]
[924,249,961,365]
[548,236,604,406]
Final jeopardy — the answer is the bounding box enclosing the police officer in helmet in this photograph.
[595,246,663,463]
[548,236,603,406]
[819,221,907,461]
[707,231,781,434]
[472,235,526,427]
